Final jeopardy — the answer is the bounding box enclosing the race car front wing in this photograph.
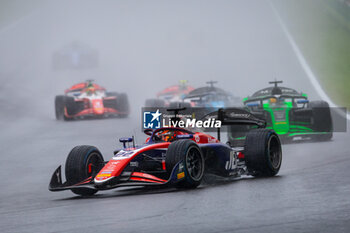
[49,161,186,192]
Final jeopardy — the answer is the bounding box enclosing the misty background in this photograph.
[0,0,322,123]
[2,2,350,233]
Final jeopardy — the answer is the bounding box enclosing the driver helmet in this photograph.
[86,87,96,96]
[179,80,188,90]
[159,130,177,142]
[269,97,277,104]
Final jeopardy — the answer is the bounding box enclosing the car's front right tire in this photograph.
[65,145,104,196]
[55,95,65,120]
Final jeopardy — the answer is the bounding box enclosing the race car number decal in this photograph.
[113,149,139,160]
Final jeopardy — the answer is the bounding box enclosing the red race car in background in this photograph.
[55,80,129,120]
[145,80,194,108]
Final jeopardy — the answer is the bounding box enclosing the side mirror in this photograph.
[119,137,133,148]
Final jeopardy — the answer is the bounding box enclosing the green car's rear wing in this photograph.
[243,95,308,106]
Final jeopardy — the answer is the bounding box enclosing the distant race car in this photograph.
[49,108,282,196]
[145,80,194,108]
[55,80,129,120]
[228,80,333,145]
[183,81,241,109]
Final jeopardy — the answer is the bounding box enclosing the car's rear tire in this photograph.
[55,95,65,120]
[116,93,129,117]
[244,129,282,177]
[309,100,333,141]
[165,140,204,188]
[65,145,104,196]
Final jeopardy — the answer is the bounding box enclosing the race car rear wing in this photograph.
[202,108,266,141]
[243,95,307,106]
[217,108,266,126]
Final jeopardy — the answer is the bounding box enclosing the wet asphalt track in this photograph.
[1,115,350,233]
[1,1,350,233]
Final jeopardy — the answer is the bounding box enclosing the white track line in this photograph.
[268,0,350,120]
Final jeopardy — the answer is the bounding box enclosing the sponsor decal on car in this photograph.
[96,173,111,177]
[179,162,184,172]
[113,150,139,160]
[194,134,200,143]
[130,161,139,167]
[177,172,185,180]
[228,112,251,118]
[225,151,237,170]
[208,137,217,143]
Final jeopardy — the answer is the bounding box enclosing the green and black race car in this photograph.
[228,81,333,144]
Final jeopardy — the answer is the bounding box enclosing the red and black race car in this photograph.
[55,80,129,120]
[49,108,282,196]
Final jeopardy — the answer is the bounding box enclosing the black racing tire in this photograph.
[64,96,78,118]
[145,98,166,108]
[309,100,333,141]
[55,95,65,120]
[116,93,129,117]
[244,129,282,177]
[65,145,104,196]
[165,140,204,189]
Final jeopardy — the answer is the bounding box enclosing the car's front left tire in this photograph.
[166,139,205,189]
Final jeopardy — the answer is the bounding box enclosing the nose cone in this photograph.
[92,99,104,115]
[94,159,130,184]
[94,160,117,183]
